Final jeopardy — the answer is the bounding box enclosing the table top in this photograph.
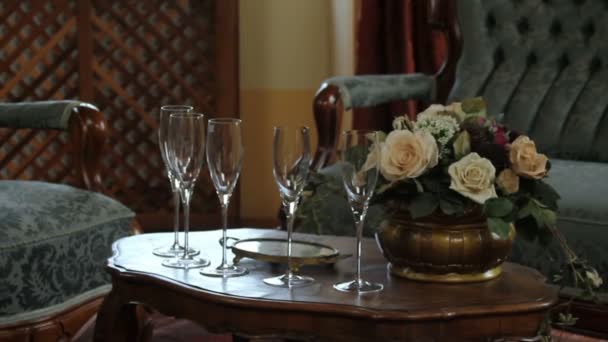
[108,228,557,321]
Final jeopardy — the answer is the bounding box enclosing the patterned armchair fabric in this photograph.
[0,102,135,324]
[300,0,608,295]
[0,181,133,321]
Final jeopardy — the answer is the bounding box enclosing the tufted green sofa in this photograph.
[0,101,135,339]
[299,0,608,302]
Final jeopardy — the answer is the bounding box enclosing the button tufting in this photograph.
[550,20,563,37]
[559,54,570,68]
[590,57,602,73]
[494,47,505,65]
[527,52,537,65]
[486,13,496,30]
[517,17,530,35]
[582,21,595,39]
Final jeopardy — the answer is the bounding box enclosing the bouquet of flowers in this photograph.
[303,97,602,301]
[370,97,555,240]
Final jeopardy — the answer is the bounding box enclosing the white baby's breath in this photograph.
[414,113,460,155]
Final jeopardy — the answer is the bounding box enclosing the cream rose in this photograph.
[509,136,548,179]
[448,153,498,204]
[418,104,447,118]
[379,130,438,181]
[496,169,520,194]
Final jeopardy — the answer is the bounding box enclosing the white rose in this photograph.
[448,153,498,204]
[379,130,438,181]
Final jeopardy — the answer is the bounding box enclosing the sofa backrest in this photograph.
[448,0,608,162]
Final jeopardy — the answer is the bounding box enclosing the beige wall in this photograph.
[239,0,354,225]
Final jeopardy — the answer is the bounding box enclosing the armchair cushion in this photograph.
[0,101,92,130]
[324,74,436,110]
[0,181,134,319]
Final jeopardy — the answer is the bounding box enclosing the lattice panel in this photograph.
[0,0,222,217]
[0,1,80,185]
[90,0,217,214]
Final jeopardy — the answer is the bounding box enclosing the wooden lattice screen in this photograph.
[0,0,239,229]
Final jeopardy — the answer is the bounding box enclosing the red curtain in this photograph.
[354,0,446,129]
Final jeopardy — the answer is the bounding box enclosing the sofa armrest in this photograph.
[313,74,436,169]
[0,101,108,192]
[0,101,96,130]
[322,74,435,110]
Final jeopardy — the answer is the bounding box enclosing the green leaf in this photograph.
[514,216,539,242]
[409,193,439,219]
[419,177,444,193]
[483,197,514,218]
[517,200,533,219]
[453,130,471,160]
[462,97,486,113]
[532,181,560,210]
[439,191,465,215]
[537,227,554,246]
[487,217,511,239]
[532,207,557,228]
[461,97,487,117]
[522,199,557,228]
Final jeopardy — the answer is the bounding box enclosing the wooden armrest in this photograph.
[312,84,343,170]
[68,104,108,191]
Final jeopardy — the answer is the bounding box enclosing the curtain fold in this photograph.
[354,0,446,129]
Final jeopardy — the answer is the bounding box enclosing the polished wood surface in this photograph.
[94,228,557,341]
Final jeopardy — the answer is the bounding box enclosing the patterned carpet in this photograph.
[75,312,607,341]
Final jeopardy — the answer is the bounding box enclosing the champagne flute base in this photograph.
[200,264,248,277]
[162,256,210,269]
[333,279,383,293]
[263,274,315,288]
[153,245,200,257]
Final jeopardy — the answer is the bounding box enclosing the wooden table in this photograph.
[93,228,557,341]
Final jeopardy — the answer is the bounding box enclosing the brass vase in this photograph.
[375,208,515,283]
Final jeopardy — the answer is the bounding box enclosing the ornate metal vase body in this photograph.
[375,209,515,283]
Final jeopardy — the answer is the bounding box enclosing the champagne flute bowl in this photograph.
[201,118,248,277]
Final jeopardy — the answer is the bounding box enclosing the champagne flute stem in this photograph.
[181,188,192,259]
[355,219,364,287]
[219,194,230,267]
[285,201,297,279]
[172,190,180,247]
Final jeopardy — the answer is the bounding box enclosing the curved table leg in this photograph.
[93,288,140,342]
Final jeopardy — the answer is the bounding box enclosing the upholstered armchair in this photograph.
[0,101,136,340]
[299,0,607,332]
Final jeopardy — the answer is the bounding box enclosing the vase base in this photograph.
[388,263,503,283]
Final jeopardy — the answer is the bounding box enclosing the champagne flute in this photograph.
[333,130,383,293]
[153,105,199,257]
[264,126,314,288]
[201,118,248,277]
[162,113,210,269]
